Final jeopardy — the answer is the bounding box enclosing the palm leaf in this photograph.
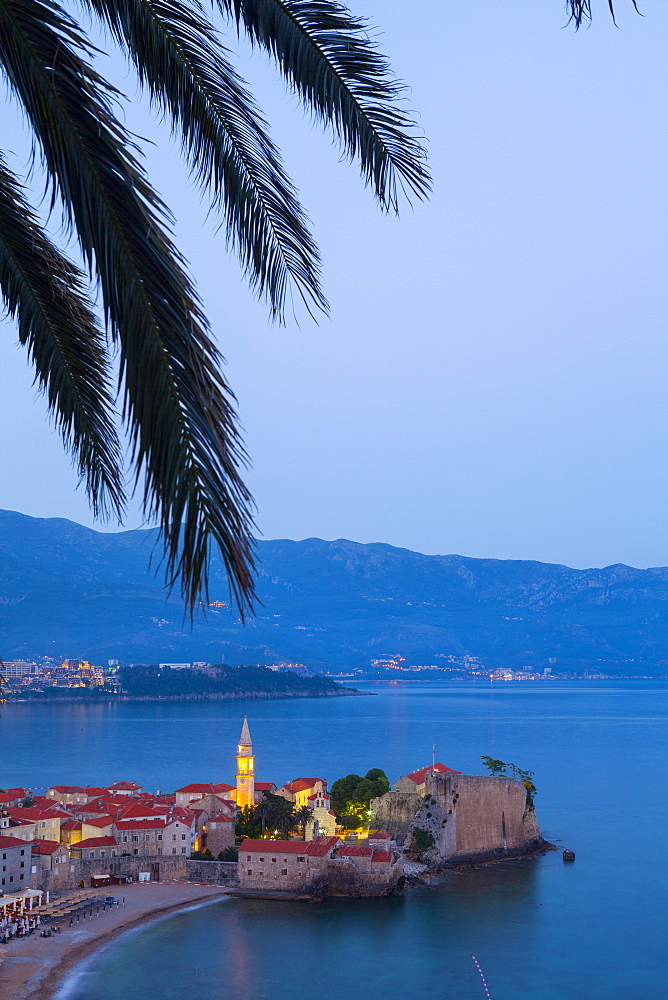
[78,0,327,320]
[0,0,255,614]
[217,0,431,212]
[567,1,640,27]
[0,153,124,520]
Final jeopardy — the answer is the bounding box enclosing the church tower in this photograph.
[235,716,255,809]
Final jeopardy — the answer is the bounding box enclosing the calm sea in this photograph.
[2,681,667,999]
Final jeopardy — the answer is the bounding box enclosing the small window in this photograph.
[172,848,177,855]
[181,834,186,840]
[100,851,105,858]
[89,852,94,859]
[20,849,25,856]
[246,855,251,862]
[247,869,252,875]
[282,869,288,875]
[157,835,163,841]
[260,857,264,863]
[181,847,186,854]
[271,858,276,863]
[297,857,306,863]
[158,848,163,855]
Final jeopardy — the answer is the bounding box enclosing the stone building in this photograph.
[30,839,69,875]
[238,837,404,897]
[114,816,195,857]
[70,836,119,861]
[393,763,460,795]
[0,834,32,891]
[174,782,235,809]
[203,813,235,856]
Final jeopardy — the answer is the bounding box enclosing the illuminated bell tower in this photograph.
[236,716,255,809]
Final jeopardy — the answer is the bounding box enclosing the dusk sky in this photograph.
[1,0,667,570]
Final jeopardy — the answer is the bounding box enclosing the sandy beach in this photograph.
[0,882,230,1000]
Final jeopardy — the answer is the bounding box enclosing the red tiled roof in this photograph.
[48,785,85,794]
[83,815,114,828]
[336,845,373,858]
[283,778,323,794]
[369,830,391,839]
[241,839,308,854]
[60,819,82,832]
[371,850,392,863]
[305,837,340,857]
[0,835,29,849]
[7,818,33,828]
[115,819,166,830]
[10,807,69,821]
[72,836,117,850]
[107,781,141,791]
[254,783,276,791]
[84,787,108,797]
[208,815,235,823]
[175,782,234,795]
[403,763,460,784]
[31,839,64,855]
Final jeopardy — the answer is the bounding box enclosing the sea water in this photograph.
[2,681,667,999]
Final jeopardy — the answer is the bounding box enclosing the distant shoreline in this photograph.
[4,687,368,705]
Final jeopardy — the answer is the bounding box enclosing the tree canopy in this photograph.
[330,768,390,818]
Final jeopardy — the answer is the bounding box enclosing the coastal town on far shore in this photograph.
[1,654,595,702]
[1,715,549,937]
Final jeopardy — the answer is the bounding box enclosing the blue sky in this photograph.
[1,0,667,568]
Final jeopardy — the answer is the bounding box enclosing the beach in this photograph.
[0,882,229,1000]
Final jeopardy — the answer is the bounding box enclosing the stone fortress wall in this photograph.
[372,771,544,864]
[31,856,238,893]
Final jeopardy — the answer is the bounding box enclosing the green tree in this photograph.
[480,756,537,808]
[294,804,313,839]
[331,768,390,820]
[254,795,276,837]
[268,797,298,839]
[330,774,363,816]
[218,846,238,862]
[0,0,429,613]
[235,805,261,839]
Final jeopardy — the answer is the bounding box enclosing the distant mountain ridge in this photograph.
[1,509,667,674]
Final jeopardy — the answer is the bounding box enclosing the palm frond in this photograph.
[217,0,431,212]
[78,0,326,320]
[567,1,640,28]
[0,0,255,614]
[0,153,124,520]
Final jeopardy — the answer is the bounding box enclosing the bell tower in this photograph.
[236,716,255,809]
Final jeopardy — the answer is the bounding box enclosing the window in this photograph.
[181,834,186,840]
[297,857,306,863]
[282,869,288,875]
[181,847,186,854]
[247,869,252,875]
[157,834,162,841]
[157,848,163,855]
[9,876,14,882]
[20,849,25,856]
[271,858,276,864]
[20,861,25,868]
[123,836,127,843]
[246,855,252,862]
[259,857,265,863]
[172,835,176,841]
[144,835,149,841]
[1,878,4,885]
[89,853,95,859]
[133,836,139,842]
[172,848,176,855]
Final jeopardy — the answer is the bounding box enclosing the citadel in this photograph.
[0,717,545,906]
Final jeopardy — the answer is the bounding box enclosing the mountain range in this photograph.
[1,510,667,675]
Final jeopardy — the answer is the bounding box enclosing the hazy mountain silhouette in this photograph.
[1,510,667,674]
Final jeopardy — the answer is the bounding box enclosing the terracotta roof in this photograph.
[371,850,392,863]
[304,837,340,857]
[0,835,29,849]
[10,807,68,821]
[60,819,82,832]
[241,839,309,854]
[83,815,114,828]
[31,839,64,855]
[175,782,234,795]
[254,783,276,791]
[336,845,373,858]
[369,830,391,839]
[84,787,108,797]
[283,778,324,794]
[72,836,117,850]
[403,763,460,784]
[48,785,85,794]
[208,815,235,823]
[107,781,141,791]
